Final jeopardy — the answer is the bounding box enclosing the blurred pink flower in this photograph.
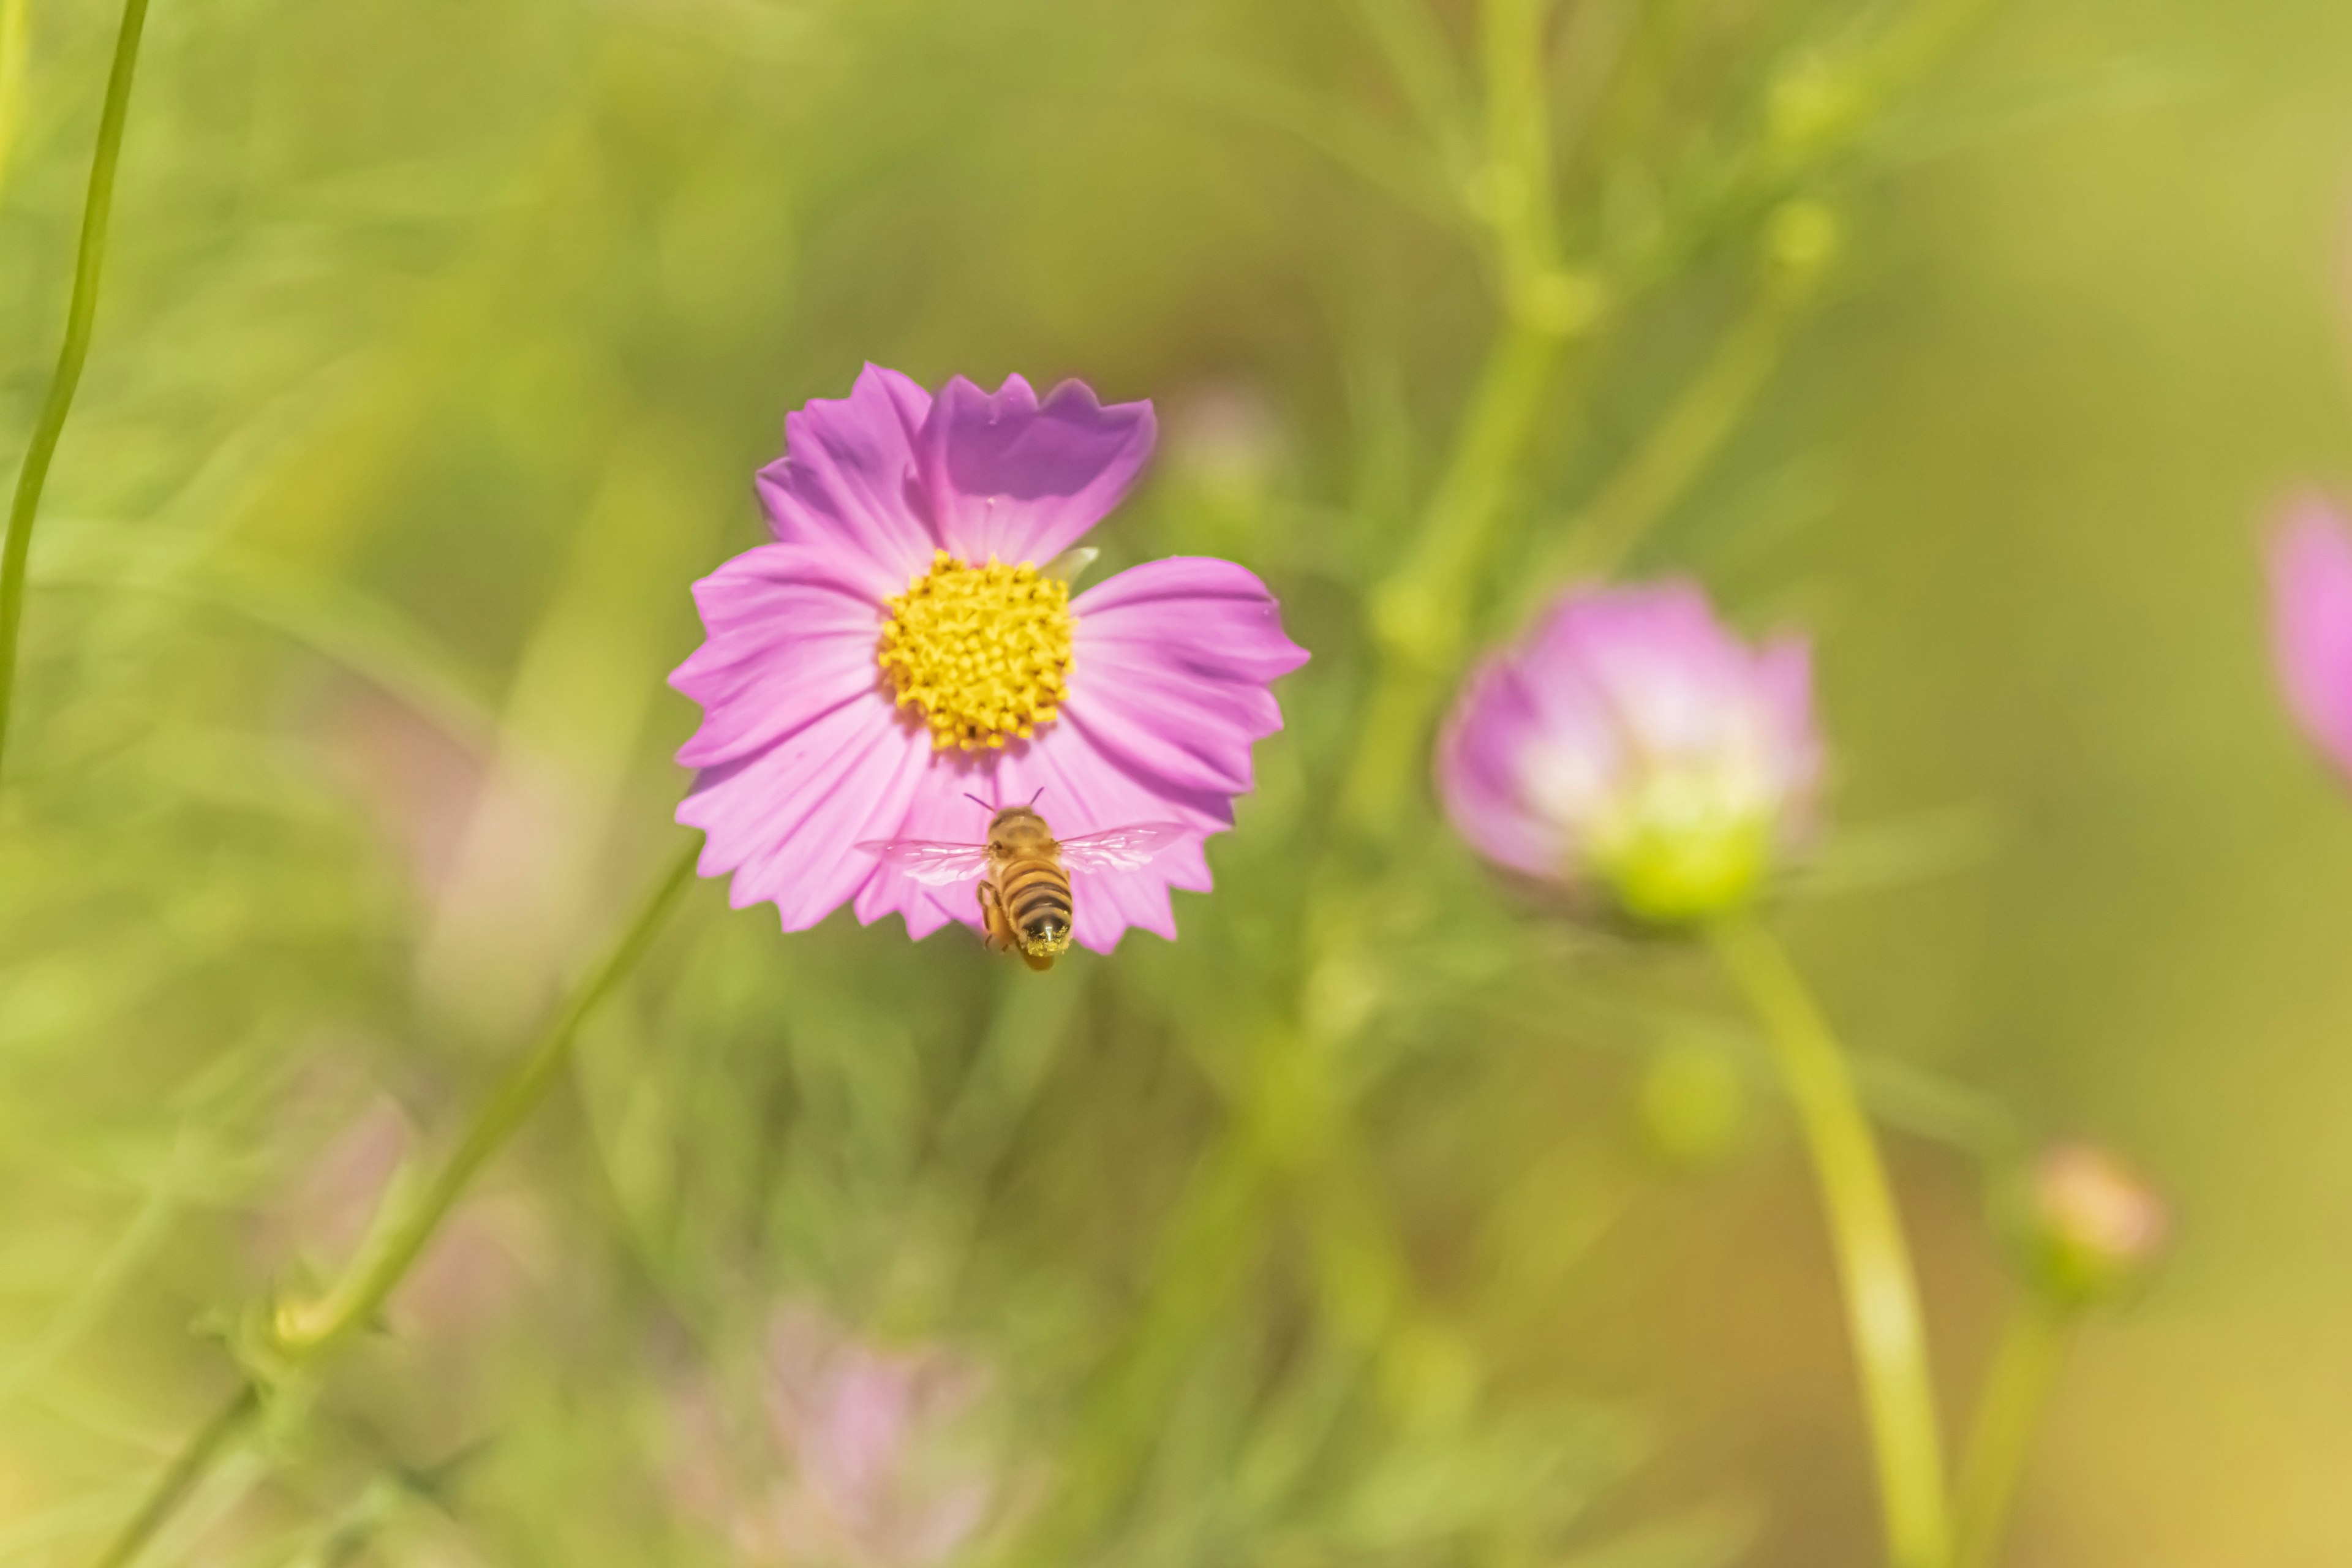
[1436,580,1820,924]
[665,1307,1006,1567]
[671,364,1307,953]
[2267,496,2352,782]
[2019,1143,2169,1304]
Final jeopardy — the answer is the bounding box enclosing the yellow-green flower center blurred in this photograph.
[878,549,1074,751]
[1583,771,1773,927]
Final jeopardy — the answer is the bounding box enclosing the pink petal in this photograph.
[1435,657,1570,880]
[669,542,888,770]
[916,374,1155,567]
[1754,634,1823,799]
[851,759,1003,943]
[756,364,938,596]
[1541,580,1754,760]
[679,697,934,931]
[2270,496,2352,781]
[1066,557,1308,803]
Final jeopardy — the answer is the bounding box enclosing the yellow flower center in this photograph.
[878,549,1075,751]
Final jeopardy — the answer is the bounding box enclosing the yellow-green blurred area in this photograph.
[0,0,2342,1564]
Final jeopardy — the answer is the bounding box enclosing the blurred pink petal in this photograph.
[665,1306,1007,1568]
[2267,496,2352,781]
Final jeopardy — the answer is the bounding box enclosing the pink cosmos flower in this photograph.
[2267,496,2352,783]
[1436,580,1820,924]
[671,365,1307,953]
[664,1307,1008,1567]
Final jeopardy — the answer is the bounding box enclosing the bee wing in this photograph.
[856,839,993,886]
[1054,821,1193,873]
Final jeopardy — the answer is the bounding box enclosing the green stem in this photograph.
[89,1382,262,1568]
[0,0,152,783]
[88,842,699,1566]
[1951,1293,2076,1568]
[1352,0,1471,172]
[1478,0,1559,288]
[1536,281,1801,591]
[0,0,31,197]
[276,842,698,1354]
[1343,320,1561,839]
[1710,916,1950,1568]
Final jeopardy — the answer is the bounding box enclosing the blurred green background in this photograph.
[0,0,2343,1564]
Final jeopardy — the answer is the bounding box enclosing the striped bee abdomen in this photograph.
[998,854,1074,954]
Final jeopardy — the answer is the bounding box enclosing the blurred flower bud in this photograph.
[664,1306,1009,1567]
[1436,581,1822,928]
[2010,1144,2170,1306]
[1764,200,1841,297]
[1638,1042,1749,1167]
[1766,54,1858,156]
[2266,496,2352,785]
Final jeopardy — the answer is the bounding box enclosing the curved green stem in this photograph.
[1951,1293,2076,1568]
[1710,916,1950,1568]
[87,842,699,1566]
[0,0,152,783]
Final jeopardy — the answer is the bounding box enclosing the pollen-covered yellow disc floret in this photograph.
[878,549,1076,751]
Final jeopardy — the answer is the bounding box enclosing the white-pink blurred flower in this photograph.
[1437,580,1821,925]
[665,1306,1008,1567]
[2267,495,2352,783]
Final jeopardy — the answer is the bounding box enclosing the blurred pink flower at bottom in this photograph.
[665,1307,1008,1568]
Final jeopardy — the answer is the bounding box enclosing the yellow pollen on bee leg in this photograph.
[877,549,1076,752]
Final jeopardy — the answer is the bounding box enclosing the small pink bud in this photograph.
[2013,1144,2170,1305]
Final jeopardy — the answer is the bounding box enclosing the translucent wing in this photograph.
[856,839,993,886]
[1054,821,1192,873]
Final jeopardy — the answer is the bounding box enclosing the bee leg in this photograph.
[977,881,1015,954]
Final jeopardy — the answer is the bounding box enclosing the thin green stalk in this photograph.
[1352,0,1471,172]
[1478,0,1559,288]
[88,842,699,1566]
[1709,916,1950,1568]
[1536,282,1801,591]
[1343,320,1561,839]
[0,0,152,782]
[1951,1294,2076,1568]
[276,842,698,1354]
[1036,1124,1273,1553]
[89,1382,262,1568]
[0,0,30,195]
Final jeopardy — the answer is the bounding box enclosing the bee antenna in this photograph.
[962,792,993,812]
[1028,787,1045,807]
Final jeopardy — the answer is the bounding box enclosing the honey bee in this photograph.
[860,799,1188,971]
